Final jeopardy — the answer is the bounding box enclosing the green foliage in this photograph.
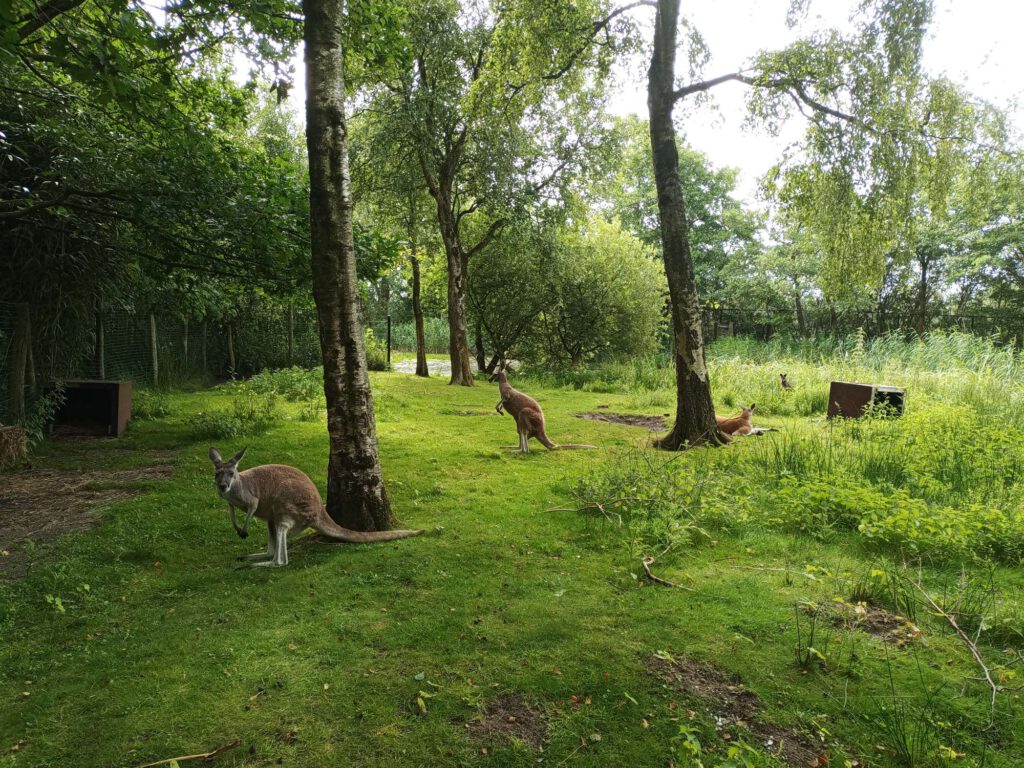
[186,391,279,439]
[245,366,323,401]
[22,386,65,446]
[132,390,174,421]
[364,328,389,371]
[390,318,449,355]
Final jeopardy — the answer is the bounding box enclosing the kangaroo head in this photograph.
[740,404,755,419]
[209,446,247,495]
[780,373,789,386]
[488,360,508,384]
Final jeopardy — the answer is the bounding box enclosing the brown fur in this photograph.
[488,365,596,453]
[715,404,755,437]
[210,447,421,567]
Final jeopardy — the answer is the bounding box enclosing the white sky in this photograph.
[270,0,1024,208]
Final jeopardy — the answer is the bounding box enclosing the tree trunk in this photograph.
[917,251,929,337]
[475,319,486,372]
[648,0,725,449]
[433,192,474,386]
[287,302,295,367]
[793,283,807,338]
[226,321,236,374]
[409,196,428,378]
[304,0,395,531]
[8,303,30,424]
[201,318,208,375]
[149,312,159,387]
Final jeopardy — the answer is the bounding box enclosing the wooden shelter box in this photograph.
[53,380,133,437]
[827,381,905,419]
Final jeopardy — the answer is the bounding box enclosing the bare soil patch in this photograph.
[440,408,499,417]
[833,602,918,644]
[578,412,668,430]
[465,693,546,751]
[648,654,824,767]
[0,457,175,580]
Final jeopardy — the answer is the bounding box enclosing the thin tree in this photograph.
[303,0,394,530]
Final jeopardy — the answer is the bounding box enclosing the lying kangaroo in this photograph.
[716,404,756,437]
[780,373,793,390]
[209,447,422,567]
[488,364,596,454]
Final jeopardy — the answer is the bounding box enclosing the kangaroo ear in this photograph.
[749,403,756,411]
[209,447,222,464]
[229,446,248,467]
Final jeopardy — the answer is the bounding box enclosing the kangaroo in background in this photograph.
[488,363,596,454]
[209,447,422,567]
[780,373,793,390]
[716,404,756,437]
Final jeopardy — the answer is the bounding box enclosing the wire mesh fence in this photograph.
[0,300,396,424]
[2,297,1022,425]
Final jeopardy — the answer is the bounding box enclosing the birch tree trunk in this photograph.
[304,0,395,530]
[648,0,726,449]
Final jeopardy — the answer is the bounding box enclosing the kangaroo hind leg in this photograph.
[237,520,276,561]
[249,519,294,567]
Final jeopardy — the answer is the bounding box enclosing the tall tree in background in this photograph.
[303,0,394,530]
[646,0,725,448]
[361,0,618,385]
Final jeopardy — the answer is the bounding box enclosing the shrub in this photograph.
[365,328,389,371]
[133,390,174,420]
[187,391,279,439]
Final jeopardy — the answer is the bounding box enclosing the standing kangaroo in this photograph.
[209,447,422,567]
[488,364,596,453]
[715,404,756,437]
[780,373,793,390]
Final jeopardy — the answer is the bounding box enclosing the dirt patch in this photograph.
[440,408,498,417]
[578,412,668,430]
[648,655,824,767]
[833,602,918,644]
[465,693,546,751]
[0,460,175,580]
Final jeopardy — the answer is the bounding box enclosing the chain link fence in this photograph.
[0,301,395,424]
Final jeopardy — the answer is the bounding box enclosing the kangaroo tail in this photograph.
[315,509,422,543]
[537,433,558,450]
[554,443,598,450]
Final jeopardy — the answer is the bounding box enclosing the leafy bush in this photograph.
[187,391,279,439]
[133,390,174,420]
[22,386,65,445]
[244,366,322,401]
[364,328,389,371]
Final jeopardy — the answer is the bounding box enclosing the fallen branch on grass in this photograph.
[137,740,241,768]
[909,579,999,710]
[642,556,678,587]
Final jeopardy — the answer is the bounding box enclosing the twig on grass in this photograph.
[908,579,999,710]
[641,545,696,591]
[137,740,241,768]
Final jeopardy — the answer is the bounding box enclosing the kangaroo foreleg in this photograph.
[239,502,259,538]
[228,505,246,539]
[495,400,505,415]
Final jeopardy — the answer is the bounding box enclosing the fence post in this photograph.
[183,317,189,366]
[386,314,392,368]
[149,312,159,387]
[8,303,30,423]
[287,302,295,367]
[227,321,236,374]
[201,318,208,375]
[96,302,106,379]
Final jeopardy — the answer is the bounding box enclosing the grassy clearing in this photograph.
[2,333,1023,767]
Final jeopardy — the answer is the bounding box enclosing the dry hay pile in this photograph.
[0,425,27,468]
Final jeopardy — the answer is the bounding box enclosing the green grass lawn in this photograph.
[2,341,1023,767]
